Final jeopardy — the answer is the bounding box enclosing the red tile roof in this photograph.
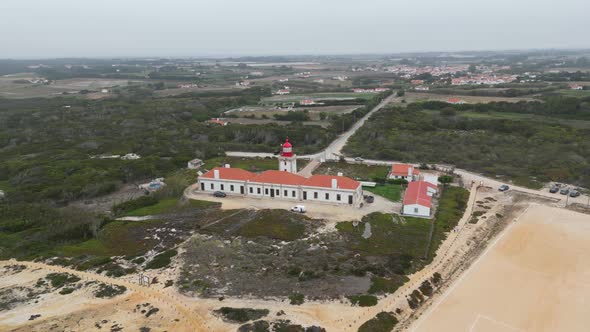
[201,167,255,181]
[251,170,306,186]
[447,98,464,104]
[200,168,360,190]
[303,175,360,190]
[391,163,419,177]
[403,181,437,208]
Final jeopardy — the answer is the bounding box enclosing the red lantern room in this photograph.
[282,138,293,157]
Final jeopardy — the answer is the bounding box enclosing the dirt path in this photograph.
[0,260,211,331]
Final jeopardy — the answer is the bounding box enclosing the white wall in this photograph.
[198,178,362,206]
[403,204,431,217]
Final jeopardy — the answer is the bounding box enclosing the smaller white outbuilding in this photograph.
[402,180,438,217]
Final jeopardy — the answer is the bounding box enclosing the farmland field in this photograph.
[262,92,376,103]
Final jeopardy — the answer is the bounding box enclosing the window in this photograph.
[337,194,341,201]
[314,192,318,199]
[292,190,296,197]
[284,190,288,196]
[230,185,234,191]
[249,187,253,194]
[265,188,269,195]
[275,189,279,196]
[210,183,214,190]
[414,208,418,213]
[220,184,224,191]
[325,193,329,200]
[257,188,261,194]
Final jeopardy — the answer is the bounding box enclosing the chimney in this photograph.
[331,178,338,189]
[224,164,231,168]
[214,169,220,179]
[337,172,343,177]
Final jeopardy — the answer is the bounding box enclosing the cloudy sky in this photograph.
[1,0,588,58]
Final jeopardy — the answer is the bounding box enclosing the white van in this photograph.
[291,205,306,213]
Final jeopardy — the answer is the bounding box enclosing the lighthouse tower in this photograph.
[278,138,297,173]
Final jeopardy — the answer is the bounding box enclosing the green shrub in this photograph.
[213,307,269,323]
[59,287,75,295]
[46,273,81,288]
[94,283,126,298]
[358,312,398,332]
[347,295,378,307]
[145,249,178,270]
[288,293,304,305]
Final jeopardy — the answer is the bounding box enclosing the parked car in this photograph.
[213,191,227,198]
[549,186,559,193]
[291,205,306,213]
[560,188,570,195]
[498,185,510,192]
[364,195,374,203]
[569,190,580,197]
[354,157,364,162]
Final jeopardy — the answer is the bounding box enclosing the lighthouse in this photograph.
[278,138,297,173]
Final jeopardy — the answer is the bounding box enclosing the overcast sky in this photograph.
[1,0,588,58]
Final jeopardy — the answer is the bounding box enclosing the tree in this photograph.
[468,64,477,73]
[397,89,405,97]
[439,175,453,186]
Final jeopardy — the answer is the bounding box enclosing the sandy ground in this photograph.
[409,204,590,332]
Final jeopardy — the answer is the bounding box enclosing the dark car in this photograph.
[569,190,580,197]
[498,185,510,192]
[560,188,570,195]
[549,186,559,193]
[364,195,374,203]
[213,191,227,198]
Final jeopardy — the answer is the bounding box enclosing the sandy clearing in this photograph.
[409,204,590,332]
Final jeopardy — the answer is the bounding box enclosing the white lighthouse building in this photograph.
[196,139,364,207]
[278,138,297,173]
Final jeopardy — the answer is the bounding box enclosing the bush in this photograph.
[347,294,378,307]
[94,283,126,298]
[213,307,269,323]
[45,273,80,288]
[358,312,398,332]
[58,287,76,295]
[145,249,177,270]
[288,293,304,305]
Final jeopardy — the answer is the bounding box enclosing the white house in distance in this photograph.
[402,180,438,217]
[197,139,363,206]
[388,163,420,182]
[187,158,204,169]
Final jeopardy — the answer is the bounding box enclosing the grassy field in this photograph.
[336,214,431,258]
[59,219,165,257]
[123,198,218,217]
[262,92,375,103]
[315,161,390,181]
[365,184,403,202]
[236,210,307,241]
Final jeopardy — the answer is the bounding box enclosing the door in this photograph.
[240,186,244,194]
[270,188,275,198]
[201,183,205,191]
[303,191,307,200]
[348,195,353,204]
